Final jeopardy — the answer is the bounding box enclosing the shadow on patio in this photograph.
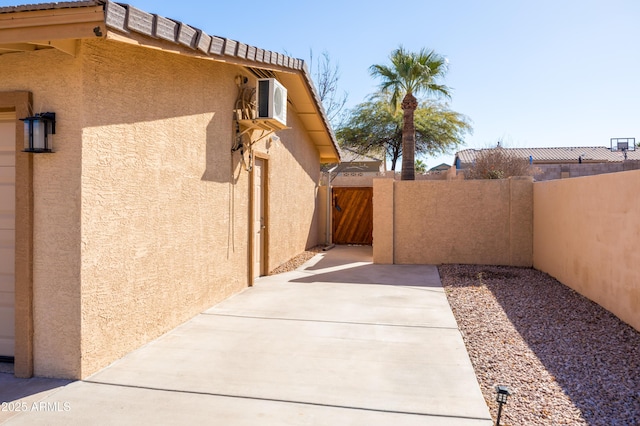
[292,245,441,288]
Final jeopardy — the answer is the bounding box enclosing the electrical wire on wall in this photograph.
[231,74,278,172]
[231,74,258,172]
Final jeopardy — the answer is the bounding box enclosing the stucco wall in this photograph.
[373,177,533,266]
[533,170,640,331]
[78,39,323,377]
[331,171,450,188]
[252,109,322,272]
[0,49,83,378]
[1,38,324,379]
[535,160,640,181]
[78,39,256,378]
[372,179,394,264]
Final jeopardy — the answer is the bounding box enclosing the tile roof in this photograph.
[0,1,100,13]
[0,0,340,162]
[337,147,383,163]
[100,2,305,70]
[0,1,303,70]
[429,163,451,171]
[456,147,639,165]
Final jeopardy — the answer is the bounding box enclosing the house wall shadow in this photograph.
[0,374,73,406]
[301,245,373,271]
[292,263,442,288]
[201,115,240,184]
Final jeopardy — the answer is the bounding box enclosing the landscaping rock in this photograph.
[440,264,640,426]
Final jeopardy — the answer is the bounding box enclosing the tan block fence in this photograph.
[373,170,640,331]
[373,177,534,266]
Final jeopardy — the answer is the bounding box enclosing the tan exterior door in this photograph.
[0,114,15,357]
[252,158,266,279]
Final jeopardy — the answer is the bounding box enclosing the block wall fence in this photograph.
[373,170,640,331]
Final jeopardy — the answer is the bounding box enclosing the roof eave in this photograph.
[0,2,106,47]
[101,1,339,163]
[0,0,340,163]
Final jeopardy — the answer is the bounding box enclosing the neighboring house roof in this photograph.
[429,163,450,172]
[456,147,639,166]
[0,0,340,163]
[338,147,383,164]
[338,148,383,173]
[321,147,383,173]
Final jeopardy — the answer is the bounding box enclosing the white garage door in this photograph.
[0,113,15,358]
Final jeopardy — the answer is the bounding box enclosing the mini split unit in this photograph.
[257,78,287,127]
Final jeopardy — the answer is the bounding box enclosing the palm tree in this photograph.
[415,159,427,174]
[370,46,451,180]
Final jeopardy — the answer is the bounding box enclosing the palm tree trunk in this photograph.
[401,93,418,180]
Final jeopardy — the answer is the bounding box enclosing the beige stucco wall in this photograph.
[374,177,533,266]
[78,39,254,378]
[317,185,329,246]
[251,107,323,272]
[372,179,394,264]
[0,48,84,378]
[533,170,640,331]
[331,171,451,188]
[1,38,324,379]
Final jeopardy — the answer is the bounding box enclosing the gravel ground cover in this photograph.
[439,264,640,426]
[268,245,324,275]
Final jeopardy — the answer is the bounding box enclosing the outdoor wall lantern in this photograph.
[20,112,56,153]
[495,385,512,426]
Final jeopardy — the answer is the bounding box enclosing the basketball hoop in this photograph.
[611,137,635,152]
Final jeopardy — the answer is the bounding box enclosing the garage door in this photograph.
[0,113,15,358]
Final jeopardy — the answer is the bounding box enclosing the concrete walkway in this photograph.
[1,246,492,425]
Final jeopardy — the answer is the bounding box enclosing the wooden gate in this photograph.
[332,187,373,245]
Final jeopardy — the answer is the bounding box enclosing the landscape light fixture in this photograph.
[495,385,512,426]
[20,112,56,153]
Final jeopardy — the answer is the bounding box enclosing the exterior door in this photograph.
[252,158,266,280]
[0,114,15,358]
[332,187,373,245]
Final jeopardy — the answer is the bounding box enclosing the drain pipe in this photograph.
[324,165,339,250]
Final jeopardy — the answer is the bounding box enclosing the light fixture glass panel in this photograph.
[33,119,45,150]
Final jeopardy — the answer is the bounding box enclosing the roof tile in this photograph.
[456,147,639,164]
[195,31,211,53]
[154,15,178,42]
[246,45,256,61]
[208,36,224,55]
[223,39,237,56]
[236,42,248,59]
[104,1,126,31]
[177,23,198,48]
[127,6,153,37]
[0,1,103,13]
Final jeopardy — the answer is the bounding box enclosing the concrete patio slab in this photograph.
[0,245,492,425]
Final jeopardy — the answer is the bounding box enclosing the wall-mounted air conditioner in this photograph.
[257,78,287,127]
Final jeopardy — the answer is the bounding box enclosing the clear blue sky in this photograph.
[3,0,639,168]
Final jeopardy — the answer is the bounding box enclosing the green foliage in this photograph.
[336,94,472,171]
[368,46,454,180]
[415,159,427,174]
[369,46,451,108]
[465,147,535,180]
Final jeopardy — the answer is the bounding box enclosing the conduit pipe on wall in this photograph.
[325,165,339,248]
